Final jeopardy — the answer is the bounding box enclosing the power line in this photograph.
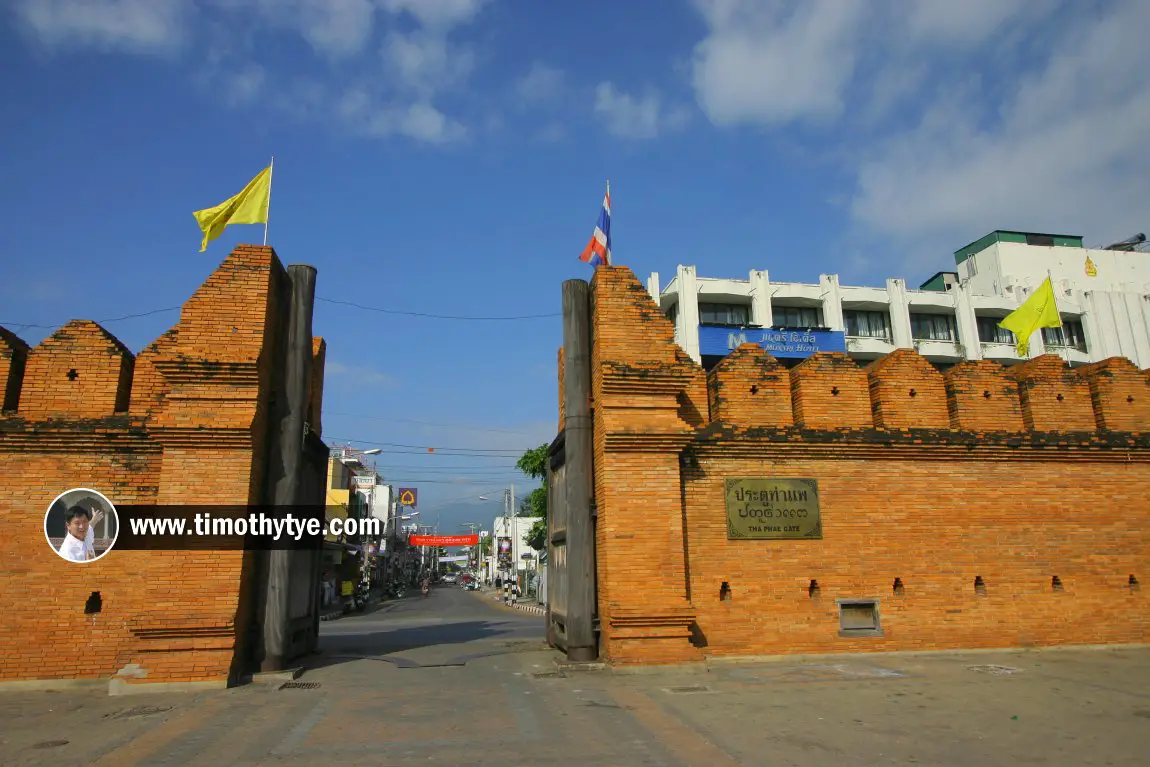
[382,478,523,485]
[1,294,558,333]
[316,297,560,321]
[332,447,522,458]
[322,411,537,436]
[377,464,518,470]
[379,468,524,475]
[0,306,182,331]
[327,436,527,456]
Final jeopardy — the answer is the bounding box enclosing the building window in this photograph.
[773,305,822,329]
[699,302,750,326]
[910,313,957,342]
[665,302,678,325]
[977,316,1015,345]
[844,310,892,341]
[1025,233,1055,247]
[1042,320,1087,353]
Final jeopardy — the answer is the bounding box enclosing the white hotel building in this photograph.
[647,230,1150,373]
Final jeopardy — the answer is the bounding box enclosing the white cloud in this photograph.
[379,0,489,29]
[382,30,475,97]
[534,124,566,143]
[851,1,1150,253]
[338,88,467,143]
[515,62,564,106]
[594,82,689,140]
[903,0,1037,45]
[13,0,191,55]
[11,0,488,145]
[203,0,379,57]
[689,0,866,127]
[685,0,1150,275]
[325,361,399,387]
[197,46,267,105]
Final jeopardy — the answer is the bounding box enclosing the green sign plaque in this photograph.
[725,478,822,540]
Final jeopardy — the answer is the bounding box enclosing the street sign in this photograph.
[398,488,418,507]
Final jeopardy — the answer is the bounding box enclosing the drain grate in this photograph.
[279,681,321,690]
[532,671,568,679]
[968,665,1021,676]
[666,685,713,694]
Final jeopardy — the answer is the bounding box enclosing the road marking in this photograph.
[88,698,224,767]
[501,681,544,742]
[610,686,740,765]
[270,697,331,757]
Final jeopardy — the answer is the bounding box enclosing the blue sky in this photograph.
[3,0,1148,532]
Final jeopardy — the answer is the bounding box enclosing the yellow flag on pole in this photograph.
[192,164,272,252]
[998,276,1062,357]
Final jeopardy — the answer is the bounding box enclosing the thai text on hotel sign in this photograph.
[698,325,846,359]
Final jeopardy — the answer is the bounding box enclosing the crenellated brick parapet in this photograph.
[943,360,1025,431]
[0,245,328,688]
[694,341,1146,438]
[790,352,871,428]
[865,348,950,429]
[707,343,793,428]
[1077,357,1150,431]
[1008,354,1097,432]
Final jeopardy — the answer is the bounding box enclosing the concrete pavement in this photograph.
[2,585,1148,765]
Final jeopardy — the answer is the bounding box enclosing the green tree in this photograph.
[516,443,549,551]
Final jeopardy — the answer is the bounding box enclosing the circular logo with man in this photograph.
[44,488,120,563]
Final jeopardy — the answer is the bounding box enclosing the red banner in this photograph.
[408,534,478,547]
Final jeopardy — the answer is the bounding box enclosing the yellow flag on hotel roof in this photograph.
[998,276,1062,357]
[192,164,272,252]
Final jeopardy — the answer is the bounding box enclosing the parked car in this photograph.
[442,573,458,584]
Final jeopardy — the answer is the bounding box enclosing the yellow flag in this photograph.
[192,165,272,252]
[998,277,1062,356]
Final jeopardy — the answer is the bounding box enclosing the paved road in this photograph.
[318,582,545,668]
[2,587,1149,766]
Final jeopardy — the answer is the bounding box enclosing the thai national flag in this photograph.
[578,181,611,267]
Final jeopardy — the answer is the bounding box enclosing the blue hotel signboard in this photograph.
[698,325,847,359]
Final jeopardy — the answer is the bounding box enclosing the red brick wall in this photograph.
[1010,354,1097,431]
[865,349,949,429]
[0,327,30,412]
[708,344,792,427]
[585,265,1150,665]
[791,353,871,428]
[590,267,704,663]
[943,360,1025,431]
[0,245,327,686]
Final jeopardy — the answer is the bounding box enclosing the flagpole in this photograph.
[606,178,611,266]
[263,156,274,246]
[1046,269,1063,327]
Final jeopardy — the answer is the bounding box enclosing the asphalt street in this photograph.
[2,586,1148,766]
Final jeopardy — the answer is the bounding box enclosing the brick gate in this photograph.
[551,265,1150,665]
[0,245,329,689]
